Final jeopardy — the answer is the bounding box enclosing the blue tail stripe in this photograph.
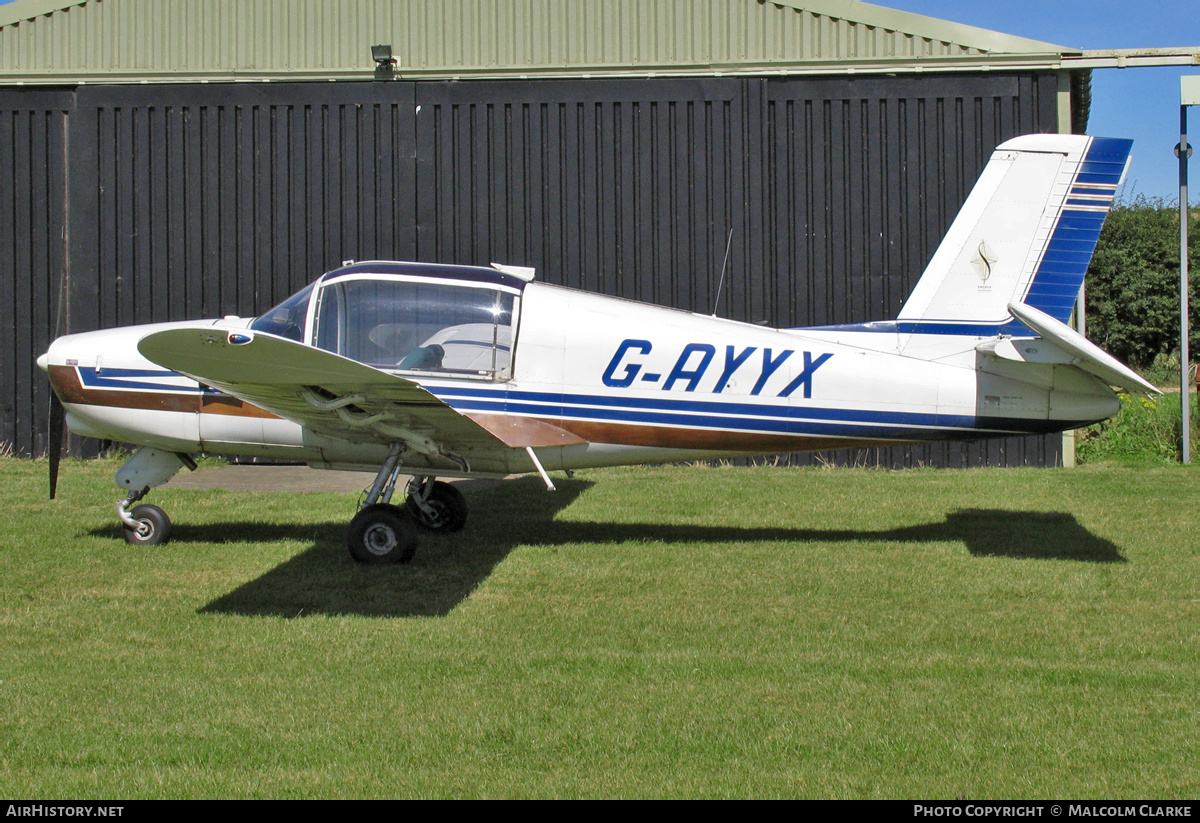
[1076,172,1123,185]
[1031,276,1089,294]
[1023,290,1078,306]
[1081,137,1135,164]
[1018,138,1131,323]
[1026,290,1086,306]
[1029,268,1087,284]
[1055,212,1108,231]
[1022,298,1077,317]
[1026,284,1088,300]
[1040,249,1098,267]
[1050,226,1108,242]
[1077,160,1128,178]
[1043,238,1107,254]
[1028,268,1090,286]
[1025,282,1082,297]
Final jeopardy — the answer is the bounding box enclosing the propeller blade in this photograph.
[49,392,64,499]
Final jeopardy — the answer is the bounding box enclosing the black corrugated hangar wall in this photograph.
[2,72,1061,466]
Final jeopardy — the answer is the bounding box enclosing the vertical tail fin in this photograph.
[897,134,1132,337]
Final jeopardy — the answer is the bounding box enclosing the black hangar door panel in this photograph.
[413,77,754,320]
[0,90,70,457]
[67,82,421,336]
[760,72,1061,468]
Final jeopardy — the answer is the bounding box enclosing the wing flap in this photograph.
[463,412,588,448]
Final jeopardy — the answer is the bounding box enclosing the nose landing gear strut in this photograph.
[113,447,197,546]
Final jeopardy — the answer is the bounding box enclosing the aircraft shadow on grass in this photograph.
[121,476,1129,619]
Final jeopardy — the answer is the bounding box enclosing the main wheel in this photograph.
[347,504,418,564]
[122,504,172,546]
[406,481,468,533]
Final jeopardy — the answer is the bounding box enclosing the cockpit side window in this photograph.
[311,277,517,379]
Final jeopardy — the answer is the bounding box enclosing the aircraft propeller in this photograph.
[49,391,64,499]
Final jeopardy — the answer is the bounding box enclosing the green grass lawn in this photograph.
[2,457,1198,798]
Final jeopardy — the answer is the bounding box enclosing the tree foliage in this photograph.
[1086,197,1200,369]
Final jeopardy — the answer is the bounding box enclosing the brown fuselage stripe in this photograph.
[545,417,904,452]
[200,394,281,418]
[47,365,280,419]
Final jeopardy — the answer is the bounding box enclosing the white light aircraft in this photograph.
[39,134,1156,564]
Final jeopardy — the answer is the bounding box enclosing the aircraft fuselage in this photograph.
[42,274,1118,478]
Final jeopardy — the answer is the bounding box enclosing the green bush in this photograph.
[1077,390,1200,464]
[1139,351,1199,389]
[1086,198,1199,369]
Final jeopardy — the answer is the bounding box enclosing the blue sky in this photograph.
[884,0,1200,203]
[2,0,1195,200]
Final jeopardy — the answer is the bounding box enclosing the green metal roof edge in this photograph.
[0,0,1081,83]
[0,0,1079,56]
[0,0,86,29]
[768,1,1076,55]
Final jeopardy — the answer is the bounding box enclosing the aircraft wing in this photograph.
[137,327,515,464]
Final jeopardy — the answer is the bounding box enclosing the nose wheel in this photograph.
[112,448,195,546]
[121,502,173,546]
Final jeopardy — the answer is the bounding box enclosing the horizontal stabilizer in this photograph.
[998,301,1159,396]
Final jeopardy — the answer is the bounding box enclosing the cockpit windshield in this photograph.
[249,281,315,342]
[310,275,517,379]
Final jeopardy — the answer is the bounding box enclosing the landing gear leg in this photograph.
[405,476,468,533]
[113,447,195,546]
[347,444,417,564]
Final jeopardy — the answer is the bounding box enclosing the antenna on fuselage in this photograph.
[711,227,734,317]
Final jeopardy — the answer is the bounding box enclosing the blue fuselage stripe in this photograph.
[431,386,1060,437]
[78,367,210,393]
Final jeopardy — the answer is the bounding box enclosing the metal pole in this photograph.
[1180,103,1191,464]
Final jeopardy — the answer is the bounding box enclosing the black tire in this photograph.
[347,504,418,564]
[406,481,468,533]
[122,504,172,546]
